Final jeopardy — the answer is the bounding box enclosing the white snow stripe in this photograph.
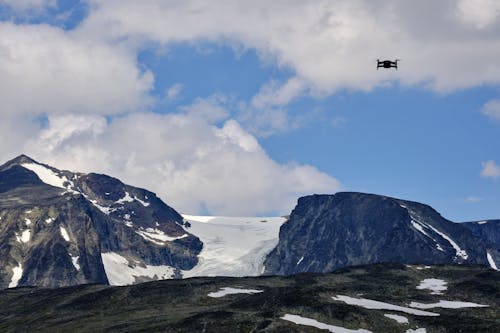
[409,300,489,309]
[486,251,498,270]
[331,295,439,316]
[207,287,263,298]
[60,226,70,242]
[424,224,468,260]
[384,314,409,324]
[281,314,373,333]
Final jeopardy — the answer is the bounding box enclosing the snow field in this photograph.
[181,215,286,278]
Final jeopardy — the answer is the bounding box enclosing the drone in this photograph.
[377,59,399,70]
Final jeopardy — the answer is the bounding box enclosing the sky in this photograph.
[0,0,499,220]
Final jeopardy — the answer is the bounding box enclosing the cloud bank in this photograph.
[1,0,500,215]
[24,112,341,215]
[81,0,500,93]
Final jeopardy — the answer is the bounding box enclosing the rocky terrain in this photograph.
[264,193,500,275]
[0,155,202,288]
[0,263,498,332]
[462,219,500,247]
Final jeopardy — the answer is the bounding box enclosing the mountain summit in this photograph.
[0,155,202,288]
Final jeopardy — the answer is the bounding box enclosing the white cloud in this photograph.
[481,160,500,179]
[0,22,153,116]
[180,95,230,123]
[165,83,183,101]
[80,0,500,94]
[251,77,306,109]
[24,112,341,216]
[456,0,500,29]
[464,196,482,203]
[482,99,500,120]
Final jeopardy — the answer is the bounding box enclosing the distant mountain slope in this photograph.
[0,155,202,288]
[264,192,500,275]
[0,264,498,332]
[462,220,500,246]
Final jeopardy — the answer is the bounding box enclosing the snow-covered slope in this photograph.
[181,215,287,278]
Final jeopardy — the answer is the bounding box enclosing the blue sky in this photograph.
[0,0,499,219]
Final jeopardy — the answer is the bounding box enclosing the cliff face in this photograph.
[264,192,499,275]
[462,220,500,246]
[0,155,202,288]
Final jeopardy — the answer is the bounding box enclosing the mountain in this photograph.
[0,155,202,288]
[1,263,498,332]
[1,155,499,289]
[462,220,500,246]
[264,192,500,275]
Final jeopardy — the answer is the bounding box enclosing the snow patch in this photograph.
[20,163,76,192]
[135,228,188,245]
[409,300,489,309]
[116,192,134,204]
[281,314,372,333]
[416,278,447,295]
[207,287,263,298]
[296,256,304,266]
[45,217,54,224]
[70,255,80,271]
[8,263,23,288]
[384,314,409,324]
[486,251,498,270]
[60,226,70,242]
[415,266,431,270]
[181,215,286,278]
[101,252,175,285]
[331,295,439,316]
[24,218,31,226]
[134,196,150,207]
[16,229,31,243]
[89,199,115,215]
[406,329,427,333]
[477,221,488,224]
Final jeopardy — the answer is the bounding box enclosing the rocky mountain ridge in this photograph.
[264,192,500,275]
[0,155,202,288]
[1,155,499,289]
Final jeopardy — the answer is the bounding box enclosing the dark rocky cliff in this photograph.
[264,192,499,275]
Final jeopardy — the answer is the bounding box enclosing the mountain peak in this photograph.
[0,154,40,172]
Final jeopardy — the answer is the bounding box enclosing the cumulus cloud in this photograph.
[482,99,500,120]
[79,0,500,93]
[24,112,341,216]
[0,22,153,116]
[481,160,500,179]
